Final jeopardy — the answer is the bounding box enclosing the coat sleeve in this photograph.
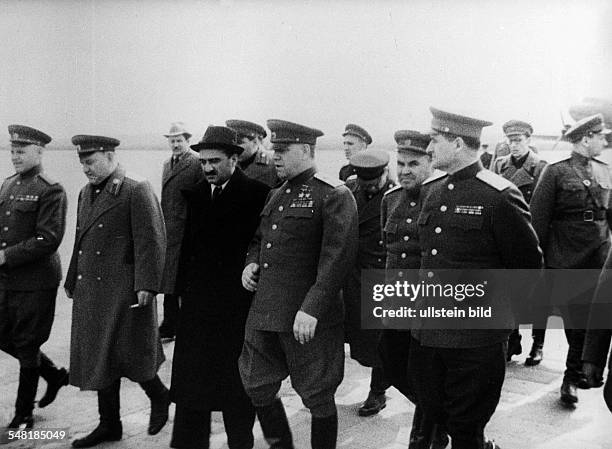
[493,186,543,269]
[300,186,358,319]
[131,181,167,293]
[245,189,275,267]
[64,189,84,293]
[4,183,67,268]
[530,164,557,255]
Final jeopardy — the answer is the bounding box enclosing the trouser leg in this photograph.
[222,400,256,449]
[170,404,211,449]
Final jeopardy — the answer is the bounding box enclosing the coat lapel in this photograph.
[76,166,125,245]
[163,151,198,187]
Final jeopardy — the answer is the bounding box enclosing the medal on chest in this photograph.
[290,185,314,208]
[454,205,483,215]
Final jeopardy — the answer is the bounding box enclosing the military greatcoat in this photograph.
[240,149,280,187]
[65,165,167,390]
[492,150,547,203]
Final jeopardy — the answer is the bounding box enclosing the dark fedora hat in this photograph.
[190,126,244,155]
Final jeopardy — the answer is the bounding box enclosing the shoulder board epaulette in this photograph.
[346,174,357,182]
[592,156,608,165]
[383,184,403,196]
[37,173,58,185]
[314,173,344,188]
[422,170,448,185]
[550,155,572,165]
[126,172,147,183]
[475,170,513,191]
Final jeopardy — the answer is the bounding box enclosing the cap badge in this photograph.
[583,179,592,187]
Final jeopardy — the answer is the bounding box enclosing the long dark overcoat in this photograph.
[65,165,167,390]
[171,168,269,410]
[160,150,203,294]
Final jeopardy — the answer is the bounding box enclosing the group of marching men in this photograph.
[1,104,612,449]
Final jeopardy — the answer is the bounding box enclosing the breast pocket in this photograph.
[383,220,398,243]
[450,215,484,231]
[559,181,586,207]
[282,207,314,240]
[14,201,38,214]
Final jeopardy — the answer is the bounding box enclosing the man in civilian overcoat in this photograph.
[65,135,170,448]
[170,126,270,449]
[159,122,203,340]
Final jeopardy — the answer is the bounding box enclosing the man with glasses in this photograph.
[492,120,548,364]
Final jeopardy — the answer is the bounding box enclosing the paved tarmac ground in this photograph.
[1,295,611,449]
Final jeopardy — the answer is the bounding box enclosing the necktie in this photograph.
[171,155,179,169]
[212,185,223,201]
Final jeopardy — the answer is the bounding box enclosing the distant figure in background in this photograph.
[226,119,280,187]
[493,120,548,364]
[0,125,69,430]
[66,135,170,447]
[159,122,203,341]
[339,123,372,181]
[343,149,395,417]
[479,143,492,169]
[531,114,612,407]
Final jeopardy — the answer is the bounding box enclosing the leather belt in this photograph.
[554,209,607,222]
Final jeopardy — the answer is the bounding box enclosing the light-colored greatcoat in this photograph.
[160,150,203,294]
[65,165,167,390]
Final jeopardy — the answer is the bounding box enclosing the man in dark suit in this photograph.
[65,135,169,447]
[170,126,269,449]
[240,119,358,449]
[492,120,548,363]
[159,122,203,340]
[343,149,395,417]
[0,125,69,430]
[410,108,543,449]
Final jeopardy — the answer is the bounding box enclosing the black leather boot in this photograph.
[8,367,39,429]
[72,380,122,448]
[38,353,69,408]
[140,375,170,435]
[311,413,337,449]
[560,380,578,405]
[506,330,522,362]
[255,398,294,449]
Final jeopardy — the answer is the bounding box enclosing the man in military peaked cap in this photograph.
[65,135,170,447]
[531,113,612,407]
[239,119,358,449]
[409,108,543,449]
[158,122,202,341]
[226,119,280,187]
[339,123,372,181]
[170,125,269,449]
[492,120,548,364]
[343,149,395,417]
[378,130,449,448]
[0,125,69,431]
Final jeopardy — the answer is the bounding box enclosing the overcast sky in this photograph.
[0,0,610,145]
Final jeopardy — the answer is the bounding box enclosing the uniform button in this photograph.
[410,201,416,207]
[266,243,272,249]
[96,251,101,255]
[278,205,284,211]
[98,223,103,228]
[263,263,269,268]
[2,227,7,231]
[272,224,278,230]
[285,188,291,193]
[431,249,438,255]
[377,258,382,263]
[403,236,409,241]
[401,253,407,259]
[440,205,447,212]
[5,211,10,216]
[9,195,14,200]
[406,218,412,223]
[1,242,6,247]
[378,240,383,246]
[448,183,454,190]
[78,250,83,255]
[96,277,101,281]
[77,275,82,280]
[398,271,404,277]
[16,181,21,185]
[427,271,434,278]
[435,227,442,234]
